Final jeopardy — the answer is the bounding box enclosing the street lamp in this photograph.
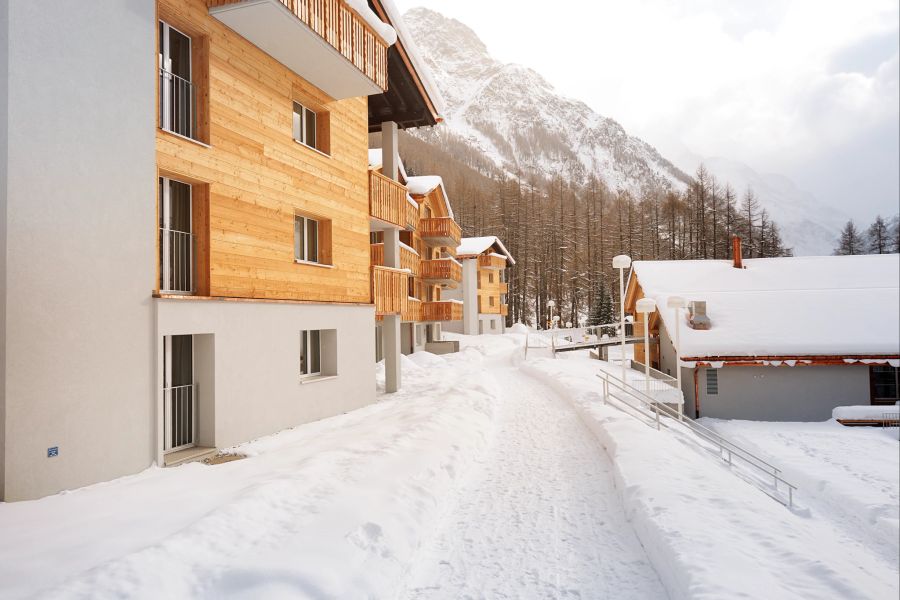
[547,300,556,329]
[636,297,657,394]
[612,254,632,381]
[667,296,687,420]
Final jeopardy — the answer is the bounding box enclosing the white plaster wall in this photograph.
[478,315,504,335]
[156,299,375,455]
[0,0,8,501]
[2,0,156,501]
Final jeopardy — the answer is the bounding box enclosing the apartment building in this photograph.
[369,153,463,374]
[0,0,441,501]
[444,236,514,335]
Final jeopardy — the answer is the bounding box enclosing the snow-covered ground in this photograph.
[0,334,897,599]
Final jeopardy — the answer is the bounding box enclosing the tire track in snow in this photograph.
[399,364,668,599]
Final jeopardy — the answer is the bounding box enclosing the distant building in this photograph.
[444,237,514,335]
[625,244,900,421]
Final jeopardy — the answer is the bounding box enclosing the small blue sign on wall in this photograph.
[47,446,59,458]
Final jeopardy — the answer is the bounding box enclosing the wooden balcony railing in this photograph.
[478,254,507,270]
[419,217,462,247]
[371,243,419,276]
[370,171,417,229]
[208,0,388,91]
[420,259,462,285]
[423,300,464,322]
[402,297,422,322]
[371,265,407,316]
[499,282,509,294]
[501,304,509,317]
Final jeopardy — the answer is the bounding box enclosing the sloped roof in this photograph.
[456,236,515,265]
[630,254,900,359]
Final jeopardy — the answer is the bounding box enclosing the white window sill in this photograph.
[294,139,331,159]
[300,374,338,385]
[294,259,334,269]
[159,127,211,149]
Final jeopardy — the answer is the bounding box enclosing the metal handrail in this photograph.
[597,369,797,507]
[159,68,198,140]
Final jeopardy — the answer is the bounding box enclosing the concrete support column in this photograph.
[381,120,399,182]
[384,228,400,269]
[383,314,401,393]
[462,259,479,335]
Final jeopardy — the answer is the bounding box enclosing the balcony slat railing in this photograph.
[423,301,464,322]
[372,265,407,316]
[208,0,388,91]
[478,254,507,270]
[369,171,412,229]
[370,243,419,276]
[419,217,462,247]
[420,259,462,283]
[402,297,422,322]
[499,282,509,294]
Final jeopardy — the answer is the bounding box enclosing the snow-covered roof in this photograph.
[367,148,410,182]
[375,0,446,118]
[631,254,900,359]
[456,236,515,265]
[405,175,454,219]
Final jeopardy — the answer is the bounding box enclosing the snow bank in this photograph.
[833,404,899,420]
[522,354,899,600]
[633,254,900,358]
[0,352,501,599]
[509,322,529,334]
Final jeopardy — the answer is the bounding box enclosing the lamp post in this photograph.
[612,255,632,382]
[667,296,686,420]
[547,300,556,329]
[636,297,657,394]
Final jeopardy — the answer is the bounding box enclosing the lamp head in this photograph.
[666,296,687,309]
[547,300,556,308]
[612,255,632,270]
[636,297,657,314]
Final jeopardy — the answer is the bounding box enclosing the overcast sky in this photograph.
[394,0,899,224]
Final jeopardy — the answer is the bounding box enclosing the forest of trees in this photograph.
[833,215,900,256]
[391,131,793,329]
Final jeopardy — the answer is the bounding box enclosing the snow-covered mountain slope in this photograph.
[403,8,691,195]
[702,157,848,256]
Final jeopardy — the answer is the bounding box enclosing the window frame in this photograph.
[706,368,719,395]
[300,329,322,378]
[293,101,321,152]
[294,214,320,264]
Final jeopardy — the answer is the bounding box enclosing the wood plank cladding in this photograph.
[157,0,371,304]
[419,217,462,248]
[207,0,388,90]
[477,265,504,315]
[478,254,506,270]
[423,301,463,322]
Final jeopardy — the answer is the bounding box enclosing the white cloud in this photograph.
[394,0,899,221]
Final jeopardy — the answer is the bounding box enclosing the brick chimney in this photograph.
[732,236,743,269]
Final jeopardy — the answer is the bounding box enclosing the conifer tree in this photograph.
[834,220,862,255]
[866,215,890,254]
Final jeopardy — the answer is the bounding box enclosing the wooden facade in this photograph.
[156,0,373,304]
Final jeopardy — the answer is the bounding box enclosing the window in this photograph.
[490,320,496,330]
[293,102,320,151]
[706,369,719,395]
[370,231,384,244]
[294,214,319,263]
[488,273,494,284]
[871,366,899,405]
[300,330,322,377]
[408,276,415,298]
[489,296,495,307]
[159,21,196,139]
[159,177,194,293]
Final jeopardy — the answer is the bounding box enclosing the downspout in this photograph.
[693,367,700,419]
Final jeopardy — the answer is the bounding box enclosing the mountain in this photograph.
[403,7,691,195]
[700,157,848,256]
[402,7,843,256]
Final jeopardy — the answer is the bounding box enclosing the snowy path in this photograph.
[400,362,667,599]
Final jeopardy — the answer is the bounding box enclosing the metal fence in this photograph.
[159,228,195,293]
[159,68,197,139]
[164,384,196,452]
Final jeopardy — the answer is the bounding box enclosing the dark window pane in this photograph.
[310,330,321,374]
[170,335,193,387]
[305,108,317,148]
[307,218,318,263]
[168,27,191,81]
[300,331,308,375]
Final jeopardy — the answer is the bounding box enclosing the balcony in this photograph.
[423,300,464,322]
[370,243,419,276]
[419,217,461,248]
[420,258,462,287]
[499,281,509,294]
[402,297,422,322]
[370,171,418,231]
[478,254,507,270]
[371,265,408,316]
[208,0,389,99]
[501,304,509,317]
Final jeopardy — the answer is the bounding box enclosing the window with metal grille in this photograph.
[706,368,719,395]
